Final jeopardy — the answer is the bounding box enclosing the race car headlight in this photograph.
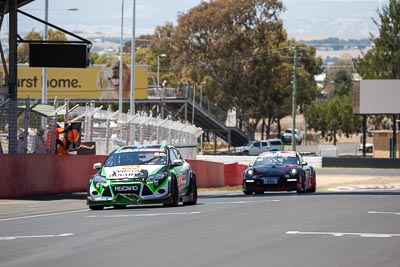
[290,168,298,176]
[246,169,254,177]
[137,169,149,182]
[149,172,168,187]
[93,175,107,189]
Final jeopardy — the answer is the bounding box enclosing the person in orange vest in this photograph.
[45,122,75,153]
[56,122,71,149]
[56,138,95,155]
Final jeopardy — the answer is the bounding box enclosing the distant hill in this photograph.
[299,37,372,51]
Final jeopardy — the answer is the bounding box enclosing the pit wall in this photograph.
[0,155,248,198]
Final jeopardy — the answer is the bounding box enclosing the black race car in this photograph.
[243,151,316,194]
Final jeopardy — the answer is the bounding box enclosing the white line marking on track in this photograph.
[368,211,400,215]
[87,211,201,218]
[286,231,400,238]
[0,233,74,241]
[208,199,280,205]
[328,184,400,191]
[0,209,89,222]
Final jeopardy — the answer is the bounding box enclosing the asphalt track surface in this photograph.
[1,183,400,267]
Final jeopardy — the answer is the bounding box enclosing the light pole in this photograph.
[157,54,166,93]
[41,3,78,130]
[157,54,166,118]
[42,0,48,106]
[192,83,196,124]
[291,46,298,151]
[42,4,79,107]
[130,0,136,115]
[119,0,124,117]
[41,0,49,131]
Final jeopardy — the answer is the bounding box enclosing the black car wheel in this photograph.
[164,176,179,207]
[296,179,307,193]
[303,180,308,193]
[243,190,253,195]
[309,174,317,193]
[89,205,104,210]
[183,175,197,205]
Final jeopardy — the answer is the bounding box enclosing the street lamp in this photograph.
[41,2,78,130]
[130,0,136,115]
[157,54,166,92]
[291,46,298,151]
[41,3,79,105]
[119,0,124,117]
[157,54,166,118]
[41,0,49,134]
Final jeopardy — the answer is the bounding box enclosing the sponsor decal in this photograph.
[106,165,163,178]
[262,151,297,158]
[110,168,140,178]
[113,185,140,193]
[121,166,141,170]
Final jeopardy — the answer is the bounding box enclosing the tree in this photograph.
[163,0,288,138]
[48,29,67,42]
[333,69,353,96]
[306,97,362,145]
[137,0,321,140]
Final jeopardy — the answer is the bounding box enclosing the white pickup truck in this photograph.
[235,139,284,156]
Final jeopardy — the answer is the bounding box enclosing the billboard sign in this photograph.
[1,63,148,100]
[355,80,400,114]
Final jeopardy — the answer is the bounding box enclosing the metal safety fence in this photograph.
[0,99,202,159]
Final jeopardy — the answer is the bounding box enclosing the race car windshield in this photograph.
[254,155,299,166]
[104,150,167,167]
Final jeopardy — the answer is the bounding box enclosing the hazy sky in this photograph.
[11,0,388,39]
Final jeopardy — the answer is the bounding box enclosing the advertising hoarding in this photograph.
[355,80,400,114]
[1,64,148,100]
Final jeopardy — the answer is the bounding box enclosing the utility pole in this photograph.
[291,46,298,151]
[130,0,136,115]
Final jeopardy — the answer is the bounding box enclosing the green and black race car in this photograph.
[87,144,197,210]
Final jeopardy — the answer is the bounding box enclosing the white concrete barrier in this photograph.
[196,155,322,168]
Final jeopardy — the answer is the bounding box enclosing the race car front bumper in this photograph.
[87,180,172,207]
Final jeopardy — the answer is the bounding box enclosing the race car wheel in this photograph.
[303,180,308,193]
[89,205,104,210]
[183,175,197,205]
[243,190,253,195]
[164,176,179,207]
[309,175,317,193]
[296,179,307,194]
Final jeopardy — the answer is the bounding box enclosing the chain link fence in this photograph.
[0,99,202,159]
